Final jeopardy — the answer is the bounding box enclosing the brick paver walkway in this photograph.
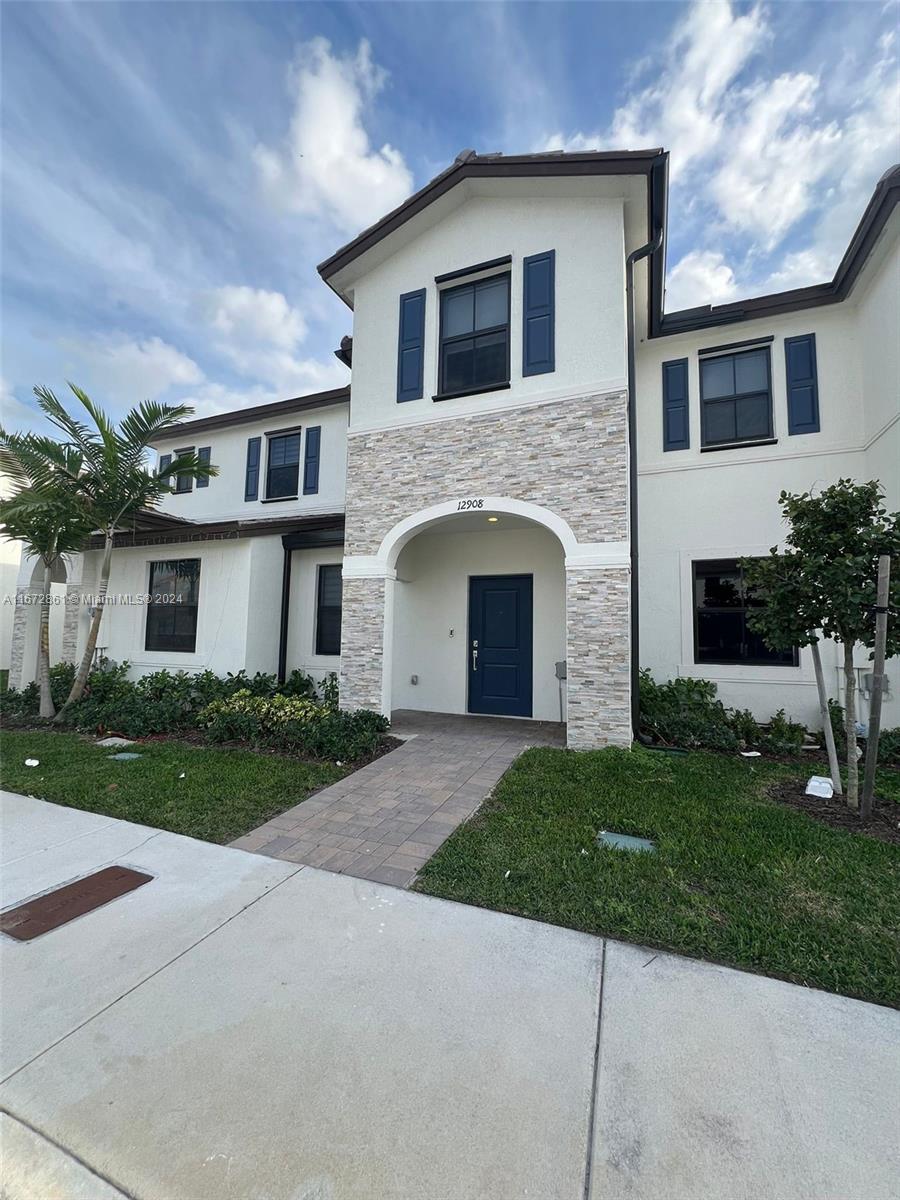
[231,710,565,888]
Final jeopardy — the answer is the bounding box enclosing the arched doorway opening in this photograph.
[378,499,571,724]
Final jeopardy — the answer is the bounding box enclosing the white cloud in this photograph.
[60,334,203,405]
[198,284,345,395]
[710,74,841,247]
[200,286,308,350]
[254,37,414,234]
[543,1,768,179]
[541,0,899,306]
[665,250,739,311]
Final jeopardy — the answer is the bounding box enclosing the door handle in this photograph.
[471,642,478,671]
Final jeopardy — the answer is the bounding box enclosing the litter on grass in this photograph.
[598,830,656,854]
[805,775,834,799]
[24,759,39,767]
[740,751,762,758]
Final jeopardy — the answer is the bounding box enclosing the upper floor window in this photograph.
[438,273,510,397]
[174,447,194,494]
[700,347,772,447]
[693,559,796,666]
[266,431,301,500]
[145,559,200,653]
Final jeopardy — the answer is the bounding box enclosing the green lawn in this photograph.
[0,729,344,843]
[414,746,900,1008]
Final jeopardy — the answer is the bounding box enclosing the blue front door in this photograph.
[468,575,533,717]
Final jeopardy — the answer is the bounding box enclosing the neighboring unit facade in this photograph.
[10,152,899,746]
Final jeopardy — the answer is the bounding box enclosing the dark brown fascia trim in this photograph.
[698,335,775,355]
[156,388,350,440]
[655,165,900,337]
[317,149,665,284]
[435,255,512,284]
[94,512,346,550]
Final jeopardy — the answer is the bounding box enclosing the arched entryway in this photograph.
[388,507,567,723]
[340,495,632,749]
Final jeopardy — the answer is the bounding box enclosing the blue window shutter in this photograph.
[244,436,261,501]
[785,334,820,434]
[303,426,321,494]
[197,446,211,487]
[662,359,690,450]
[158,453,172,477]
[397,289,426,402]
[522,250,555,376]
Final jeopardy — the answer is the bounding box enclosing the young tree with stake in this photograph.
[743,479,899,813]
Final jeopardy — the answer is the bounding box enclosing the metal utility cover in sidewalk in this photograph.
[0,866,153,941]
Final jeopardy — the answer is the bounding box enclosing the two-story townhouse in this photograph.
[9,150,899,748]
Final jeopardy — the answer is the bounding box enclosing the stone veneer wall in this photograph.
[339,389,631,747]
[344,391,627,555]
[565,568,631,748]
[339,576,387,713]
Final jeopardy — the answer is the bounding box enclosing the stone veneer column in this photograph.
[565,567,631,749]
[339,576,388,714]
[8,586,33,691]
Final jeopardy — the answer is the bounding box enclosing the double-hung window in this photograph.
[699,347,773,447]
[145,559,201,653]
[438,273,510,397]
[693,559,796,666]
[266,431,301,500]
[174,447,194,494]
[315,564,342,656]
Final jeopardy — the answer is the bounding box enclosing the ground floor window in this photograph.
[693,559,796,666]
[145,559,201,652]
[315,564,342,656]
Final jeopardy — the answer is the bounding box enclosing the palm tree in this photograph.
[30,384,217,718]
[0,437,93,717]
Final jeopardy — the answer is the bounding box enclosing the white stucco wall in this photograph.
[152,400,349,523]
[855,223,900,511]
[285,546,344,686]
[390,523,567,721]
[82,540,256,678]
[634,259,900,728]
[348,190,627,433]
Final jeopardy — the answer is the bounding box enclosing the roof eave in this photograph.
[317,148,667,289]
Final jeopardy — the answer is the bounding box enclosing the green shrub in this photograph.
[318,671,340,711]
[0,663,322,739]
[727,707,761,748]
[878,727,900,767]
[829,699,900,767]
[639,670,811,755]
[197,689,389,762]
[638,671,739,751]
[759,708,806,755]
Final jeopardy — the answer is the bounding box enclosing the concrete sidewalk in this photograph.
[2,791,899,1199]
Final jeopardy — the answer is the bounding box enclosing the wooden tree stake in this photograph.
[861,554,891,822]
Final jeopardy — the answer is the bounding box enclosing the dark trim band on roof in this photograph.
[157,387,350,440]
[318,149,667,285]
[656,164,900,337]
[92,512,346,550]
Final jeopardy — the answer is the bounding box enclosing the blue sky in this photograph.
[2,0,898,431]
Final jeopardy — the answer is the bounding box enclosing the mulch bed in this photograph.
[768,778,900,845]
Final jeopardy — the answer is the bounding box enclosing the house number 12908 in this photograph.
[456,498,484,511]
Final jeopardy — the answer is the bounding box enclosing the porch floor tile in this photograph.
[234,709,564,888]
